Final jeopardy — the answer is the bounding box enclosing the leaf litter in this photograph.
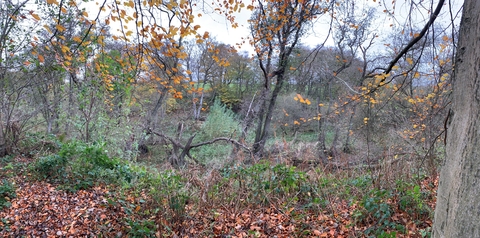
[0,158,438,237]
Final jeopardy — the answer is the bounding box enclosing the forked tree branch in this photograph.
[369,0,446,77]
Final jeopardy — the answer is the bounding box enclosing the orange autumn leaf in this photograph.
[72,36,82,43]
[56,24,66,32]
[31,13,40,21]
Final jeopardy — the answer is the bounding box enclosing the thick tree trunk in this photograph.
[432,1,480,236]
[253,72,286,157]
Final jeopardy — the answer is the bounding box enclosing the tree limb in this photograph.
[190,137,251,153]
[369,0,445,78]
[151,130,251,167]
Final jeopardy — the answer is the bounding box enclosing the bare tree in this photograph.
[250,0,329,157]
[0,0,32,156]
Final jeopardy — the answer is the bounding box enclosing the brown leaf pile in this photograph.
[178,203,356,237]
[0,172,437,237]
[0,180,127,237]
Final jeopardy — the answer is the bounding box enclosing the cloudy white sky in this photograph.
[192,0,462,54]
[76,0,462,56]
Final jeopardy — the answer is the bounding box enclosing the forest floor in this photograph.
[0,156,437,237]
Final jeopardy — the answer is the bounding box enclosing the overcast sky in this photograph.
[75,0,462,56]
[193,0,462,54]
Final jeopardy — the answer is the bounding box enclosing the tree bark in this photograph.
[253,73,285,157]
[433,0,480,236]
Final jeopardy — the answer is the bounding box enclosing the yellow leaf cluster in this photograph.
[56,24,66,32]
[173,91,183,99]
[294,94,311,105]
[406,57,413,65]
[73,36,82,43]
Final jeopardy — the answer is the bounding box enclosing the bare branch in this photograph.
[190,137,251,152]
[370,0,446,77]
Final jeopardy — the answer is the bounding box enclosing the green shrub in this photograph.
[33,154,68,180]
[350,175,373,190]
[126,219,156,237]
[350,177,434,236]
[136,170,190,222]
[198,100,240,140]
[216,162,310,205]
[0,155,17,178]
[0,179,16,209]
[194,100,241,164]
[354,188,398,236]
[396,181,432,218]
[32,141,136,191]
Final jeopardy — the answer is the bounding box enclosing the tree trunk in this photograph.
[252,87,270,156]
[0,117,5,157]
[432,1,480,236]
[253,70,288,157]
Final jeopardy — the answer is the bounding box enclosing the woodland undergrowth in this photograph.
[0,135,437,237]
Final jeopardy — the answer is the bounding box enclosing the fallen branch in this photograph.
[190,137,251,152]
[151,130,251,168]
